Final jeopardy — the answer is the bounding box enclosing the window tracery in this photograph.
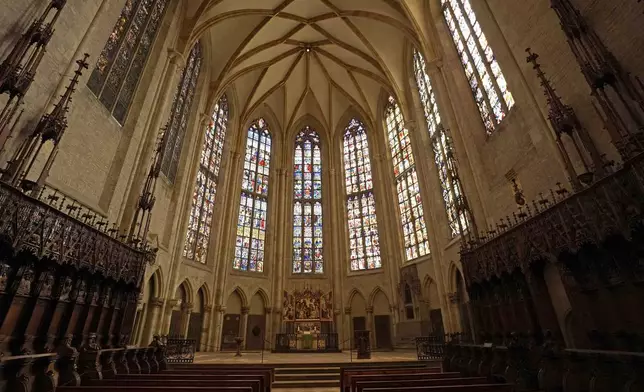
[441,0,514,134]
[183,95,228,263]
[343,118,381,271]
[87,0,171,124]
[385,97,431,261]
[413,49,472,237]
[292,127,323,274]
[160,42,202,182]
[233,119,271,273]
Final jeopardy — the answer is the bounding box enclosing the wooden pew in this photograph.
[352,375,487,392]
[82,378,261,392]
[341,366,446,392]
[116,368,272,391]
[360,384,514,392]
[58,387,253,392]
[355,377,489,392]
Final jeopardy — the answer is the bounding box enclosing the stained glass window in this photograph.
[88,0,171,125]
[441,0,514,134]
[160,42,202,182]
[292,127,323,274]
[233,118,272,272]
[413,49,472,237]
[343,118,382,271]
[385,96,431,261]
[183,95,229,263]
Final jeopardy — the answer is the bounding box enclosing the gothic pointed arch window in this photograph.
[159,42,203,182]
[413,49,472,237]
[87,0,172,125]
[343,118,381,271]
[292,127,323,274]
[183,95,228,263]
[233,118,272,273]
[441,0,514,134]
[385,96,431,261]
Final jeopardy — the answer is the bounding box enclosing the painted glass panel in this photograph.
[183,95,228,263]
[88,0,171,125]
[233,119,272,272]
[413,49,472,237]
[161,42,202,182]
[385,97,430,261]
[343,118,381,271]
[292,127,323,274]
[441,0,514,134]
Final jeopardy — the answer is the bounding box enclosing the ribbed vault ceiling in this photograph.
[189,0,420,135]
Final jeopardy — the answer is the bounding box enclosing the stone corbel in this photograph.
[181,302,194,312]
[165,299,179,309]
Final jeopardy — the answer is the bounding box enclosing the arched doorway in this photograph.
[245,292,266,350]
[403,284,415,320]
[169,283,188,337]
[425,278,444,335]
[221,290,243,351]
[187,288,205,350]
[372,290,392,349]
[350,292,367,348]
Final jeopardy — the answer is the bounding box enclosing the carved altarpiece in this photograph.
[281,288,333,350]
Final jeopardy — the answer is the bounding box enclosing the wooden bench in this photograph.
[341,366,445,392]
[355,377,489,392]
[352,375,484,392]
[82,378,261,392]
[360,384,514,392]
[115,371,271,392]
[58,387,253,392]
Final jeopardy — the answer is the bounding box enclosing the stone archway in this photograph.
[221,289,245,351]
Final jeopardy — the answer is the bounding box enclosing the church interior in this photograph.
[0,0,643,391]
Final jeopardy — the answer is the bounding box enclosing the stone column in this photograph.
[161,300,178,335]
[264,307,273,347]
[344,307,352,349]
[141,298,164,346]
[328,168,344,340]
[181,303,193,339]
[240,306,250,349]
[272,168,287,338]
[200,305,212,351]
[366,307,374,348]
[212,305,226,351]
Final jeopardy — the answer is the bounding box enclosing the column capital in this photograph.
[181,302,194,311]
[241,306,250,315]
[167,48,186,68]
[149,297,164,308]
[366,307,374,314]
[203,305,213,313]
[265,307,273,314]
[344,306,352,315]
[166,299,179,308]
[215,304,227,313]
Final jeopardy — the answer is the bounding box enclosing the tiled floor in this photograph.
[193,350,419,364]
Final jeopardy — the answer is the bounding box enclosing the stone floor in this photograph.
[193,350,419,364]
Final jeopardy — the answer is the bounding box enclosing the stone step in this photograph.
[275,372,340,381]
[272,379,341,389]
[274,366,340,374]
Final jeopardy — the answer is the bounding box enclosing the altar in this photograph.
[274,288,339,352]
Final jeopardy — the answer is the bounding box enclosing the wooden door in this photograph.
[221,314,240,351]
[352,316,366,348]
[245,314,265,350]
[168,310,182,338]
[374,315,392,349]
[187,312,203,350]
